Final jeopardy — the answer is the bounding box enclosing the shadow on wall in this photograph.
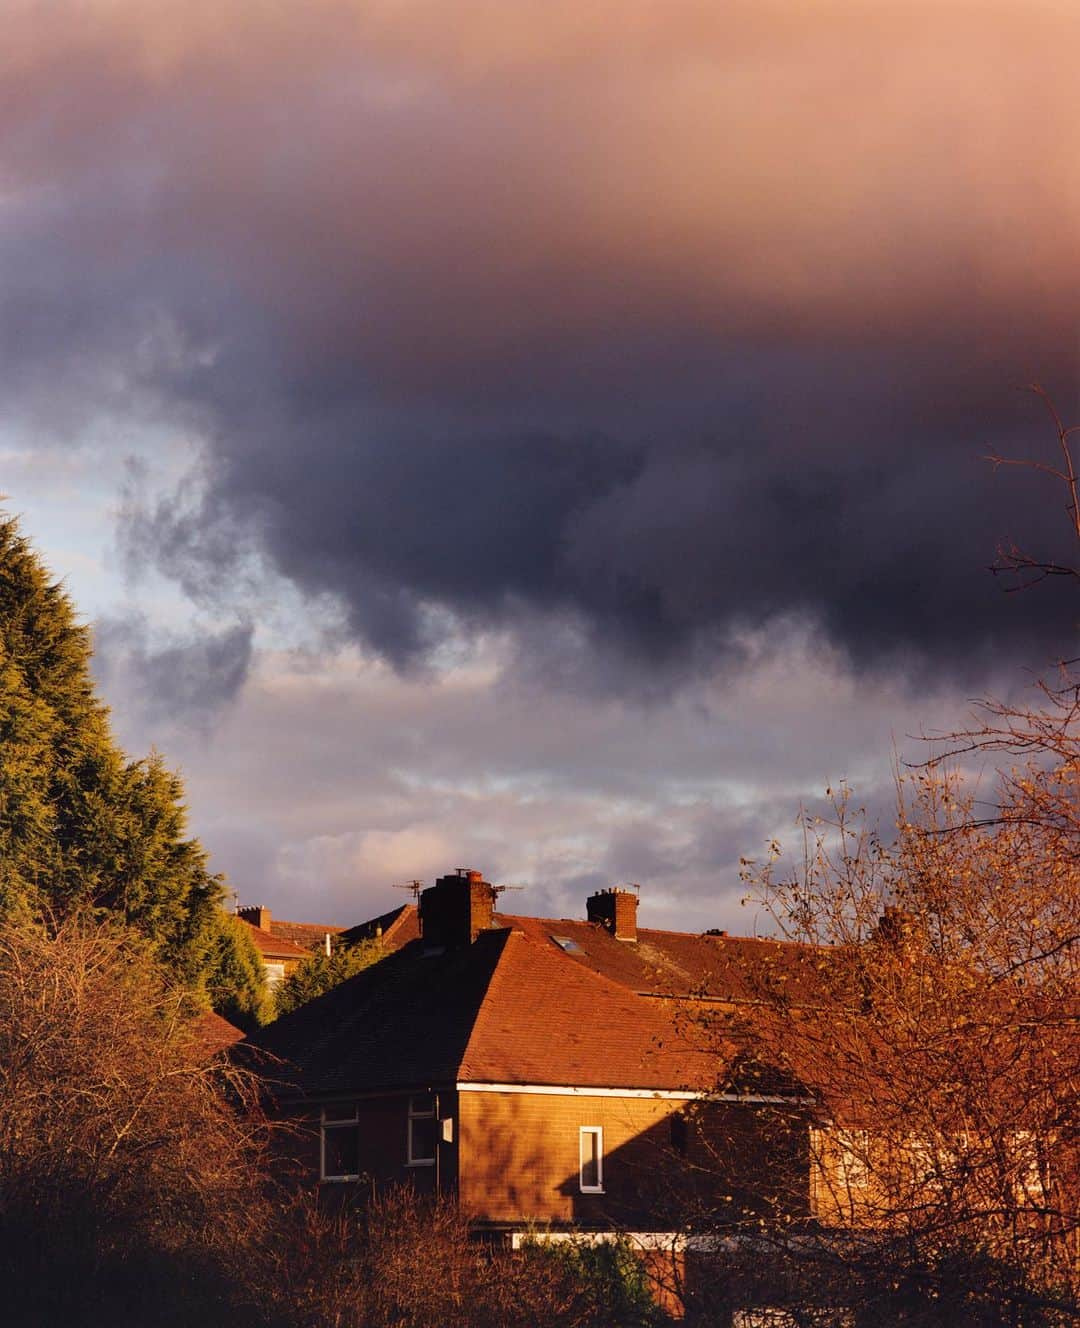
[554,1099,812,1232]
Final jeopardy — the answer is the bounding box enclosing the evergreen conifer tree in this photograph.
[0,516,240,997]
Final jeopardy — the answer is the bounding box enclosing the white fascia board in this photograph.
[455,1082,804,1105]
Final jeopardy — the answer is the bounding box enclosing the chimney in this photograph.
[237,905,272,931]
[586,887,638,942]
[419,869,495,948]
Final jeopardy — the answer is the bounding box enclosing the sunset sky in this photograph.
[4,0,1078,931]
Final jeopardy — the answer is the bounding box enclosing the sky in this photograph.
[3,0,1079,933]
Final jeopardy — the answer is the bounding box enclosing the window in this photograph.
[321,1103,359,1181]
[407,1093,437,1166]
[264,961,286,987]
[579,1126,604,1193]
[836,1129,869,1190]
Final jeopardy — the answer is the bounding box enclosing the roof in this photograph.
[495,914,826,1006]
[193,1009,247,1056]
[255,928,511,1096]
[252,909,820,1101]
[340,903,420,951]
[240,919,312,962]
[268,919,346,951]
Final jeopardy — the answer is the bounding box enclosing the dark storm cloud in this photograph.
[7,0,1080,685]
[94,614,254,728]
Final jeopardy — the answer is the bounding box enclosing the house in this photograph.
[236,905,345,987]
[251,869,1071,1322]
[254,869,819,1246]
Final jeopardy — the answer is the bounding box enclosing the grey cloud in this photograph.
[93,613,254,729]
[92,620,946,934]
[6,1,1080,690]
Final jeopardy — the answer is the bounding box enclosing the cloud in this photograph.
[94,613,254,729]
[4,0,1080,690]
[87,622,975,934]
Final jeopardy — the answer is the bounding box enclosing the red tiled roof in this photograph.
[193,1009,246,1056]
[495,914,827,1006]
[254,928,510,1096]
[269,919,346,951]
[252,906,820,1101]
[240,919,312,961]
[341,903,420,952]
[460,928,724,1091]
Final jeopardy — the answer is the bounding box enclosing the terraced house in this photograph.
[256,869,818,1256]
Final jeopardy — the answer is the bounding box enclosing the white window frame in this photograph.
[321,1104,360,1182]
[579,1125,604,1193]
[407,1093,437,1167]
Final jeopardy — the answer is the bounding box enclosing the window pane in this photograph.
[581,1130,601,1189]
[325,1125,359,1178]
[410,1115,437,1163]
[410,1093,435,1118]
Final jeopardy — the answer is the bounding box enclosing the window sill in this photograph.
[405,1159,436,1168]
[322,1175,361,1183]
[579,1187,605,1195]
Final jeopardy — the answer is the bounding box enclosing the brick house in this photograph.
[255,869,818,1245]
[236,905,345,987]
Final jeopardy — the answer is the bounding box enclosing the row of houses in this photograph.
[236,872,833,1305]
[233,868,1062,1320]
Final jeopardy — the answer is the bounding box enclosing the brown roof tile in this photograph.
[240,919,312,961]
[495,914,825,1005]
[269,919,346,951]
[252,910,821,1101]
[193,1009,247,1056]
[340,903,420,951]
[460,928,724,1091]
[253,928,509,1097]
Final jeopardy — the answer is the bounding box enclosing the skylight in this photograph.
[551,934,583,954]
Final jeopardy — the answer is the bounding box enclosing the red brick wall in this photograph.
[457,1089,808,1228]
[301,1091,459,1197]
[458,1090,683,1225]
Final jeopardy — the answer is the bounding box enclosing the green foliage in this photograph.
[204,913,273,1030]
[522,1235,669,1327]
[0,516,228,996]
[274,936,385,1017]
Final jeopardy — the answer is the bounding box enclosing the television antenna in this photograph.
[490,883,524,903]
[394,880,425,903]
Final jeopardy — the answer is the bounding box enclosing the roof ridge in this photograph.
[494,911,797,946]
[272,919,346,931]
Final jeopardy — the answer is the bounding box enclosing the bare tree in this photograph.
[695,767,1078,1325]
[0,915,272,1325]
[680,404,1080,1325]
[988,385,1080,593]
